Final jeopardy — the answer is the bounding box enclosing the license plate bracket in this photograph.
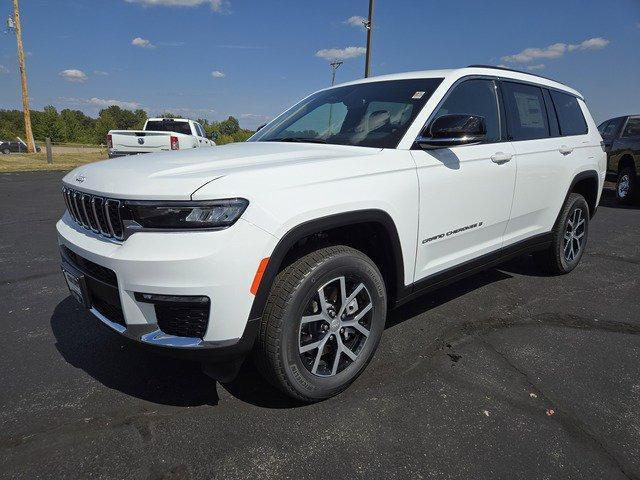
[62,266,91,308]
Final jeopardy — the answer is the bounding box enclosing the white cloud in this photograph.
[315,46,366,61]
[345,15,366,28]
[61,96,141,109]
[132,37,154,48]
[93,70,109,76]
[527,64,546,71]
[211,70,226,78]
[124,0,229,12]
[0,65,9,74]
[59,69,88,82]
[502,37,609,63]
[87,97,141,109]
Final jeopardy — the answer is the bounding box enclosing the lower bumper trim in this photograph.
[90,307,126,333]
[140,329,203,348]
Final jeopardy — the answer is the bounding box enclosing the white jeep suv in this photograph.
[57,66,606,401]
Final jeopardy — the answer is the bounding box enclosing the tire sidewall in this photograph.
[557,196,589,272]
[280,252,386,400]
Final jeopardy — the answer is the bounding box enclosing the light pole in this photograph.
[330,60,343,86]
[363,0,375,78]
[11,0,36,153]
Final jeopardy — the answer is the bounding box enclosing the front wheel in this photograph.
[254,245,387,402]
[534,193,589,275]
[1,148,9,155]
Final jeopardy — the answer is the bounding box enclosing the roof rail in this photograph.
[466,64,567,86]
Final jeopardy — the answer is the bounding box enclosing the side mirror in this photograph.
[209,132,219,141]
[416,114,487,149]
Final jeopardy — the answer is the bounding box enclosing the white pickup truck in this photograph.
[107,118,215,158]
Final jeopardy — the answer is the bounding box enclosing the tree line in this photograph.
[0,105,254,146]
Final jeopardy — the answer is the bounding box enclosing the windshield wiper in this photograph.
[268,137,327,144]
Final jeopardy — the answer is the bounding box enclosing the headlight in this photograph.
[124,198,249,229]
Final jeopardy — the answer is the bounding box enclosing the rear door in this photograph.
[501,81,568,245]
[411,78,517,280]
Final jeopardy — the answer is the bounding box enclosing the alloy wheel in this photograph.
[298,276,373,377]
[618,174,630,199]
[563,207,586,262]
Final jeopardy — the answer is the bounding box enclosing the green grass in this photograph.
[0,151,107,173]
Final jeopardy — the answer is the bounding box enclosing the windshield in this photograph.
[145,120,192,135]
[250,78,443,148]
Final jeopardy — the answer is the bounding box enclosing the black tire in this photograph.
[534,193,589,275]
[254,245,387,402]
[615,166,637,205]
[1,148,9,155]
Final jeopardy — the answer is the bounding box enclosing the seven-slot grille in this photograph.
[62,187,124,240]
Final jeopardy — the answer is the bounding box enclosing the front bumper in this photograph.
[57,212,276,358]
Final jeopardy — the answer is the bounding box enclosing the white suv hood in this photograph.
[63,142,380,200]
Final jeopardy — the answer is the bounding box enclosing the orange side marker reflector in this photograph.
[250,257,270,295]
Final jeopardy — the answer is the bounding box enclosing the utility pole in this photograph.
[12,0,36,153]
[363,0,375,78]
[330,60,343,86]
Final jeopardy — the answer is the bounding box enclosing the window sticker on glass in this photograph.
[412,91,425,100]
[514,92,544,128]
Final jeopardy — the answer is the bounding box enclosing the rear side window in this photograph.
[622,117,640,138]
[502,82,549,141]
[145,120,192,135]
[600,118,624,140]
[550,91,588,136]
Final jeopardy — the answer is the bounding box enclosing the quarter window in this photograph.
[502,82,549,141]
[622,117,640,138]
[550,91,588,136]
[431,79,500,143]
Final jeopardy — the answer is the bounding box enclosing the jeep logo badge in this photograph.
[75,174,85,183]
[138,137,145,145]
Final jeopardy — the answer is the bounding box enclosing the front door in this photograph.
[411,78,517,281]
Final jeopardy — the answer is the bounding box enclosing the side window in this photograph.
[550,91,588,136]
[502,82,549,141]
[600,118,623,140]
[622,117,640,138]
[597,120,610,136]
[196,123,205,137]
[542,89,560,137]
[431,79,500,143]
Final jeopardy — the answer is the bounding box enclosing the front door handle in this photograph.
[491,152,513,164]
[559,145,574,155]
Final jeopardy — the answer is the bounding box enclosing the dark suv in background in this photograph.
[0,139,41,155]
[599,115,640,204]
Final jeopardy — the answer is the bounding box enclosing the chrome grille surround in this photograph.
[62,187,123,240]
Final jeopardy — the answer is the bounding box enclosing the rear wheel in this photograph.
[534,193,589,275]
[615,167,637,205]
[254,245,387,402]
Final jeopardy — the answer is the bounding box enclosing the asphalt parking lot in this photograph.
[1,171,639,480]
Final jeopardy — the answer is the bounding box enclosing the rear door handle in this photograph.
[491,152,513,164]
[559,145,574,155]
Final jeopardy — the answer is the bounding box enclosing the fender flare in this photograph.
[248,209,405,321]
[555,169,600,226]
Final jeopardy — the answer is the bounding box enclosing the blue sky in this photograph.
[0,0,639,129]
